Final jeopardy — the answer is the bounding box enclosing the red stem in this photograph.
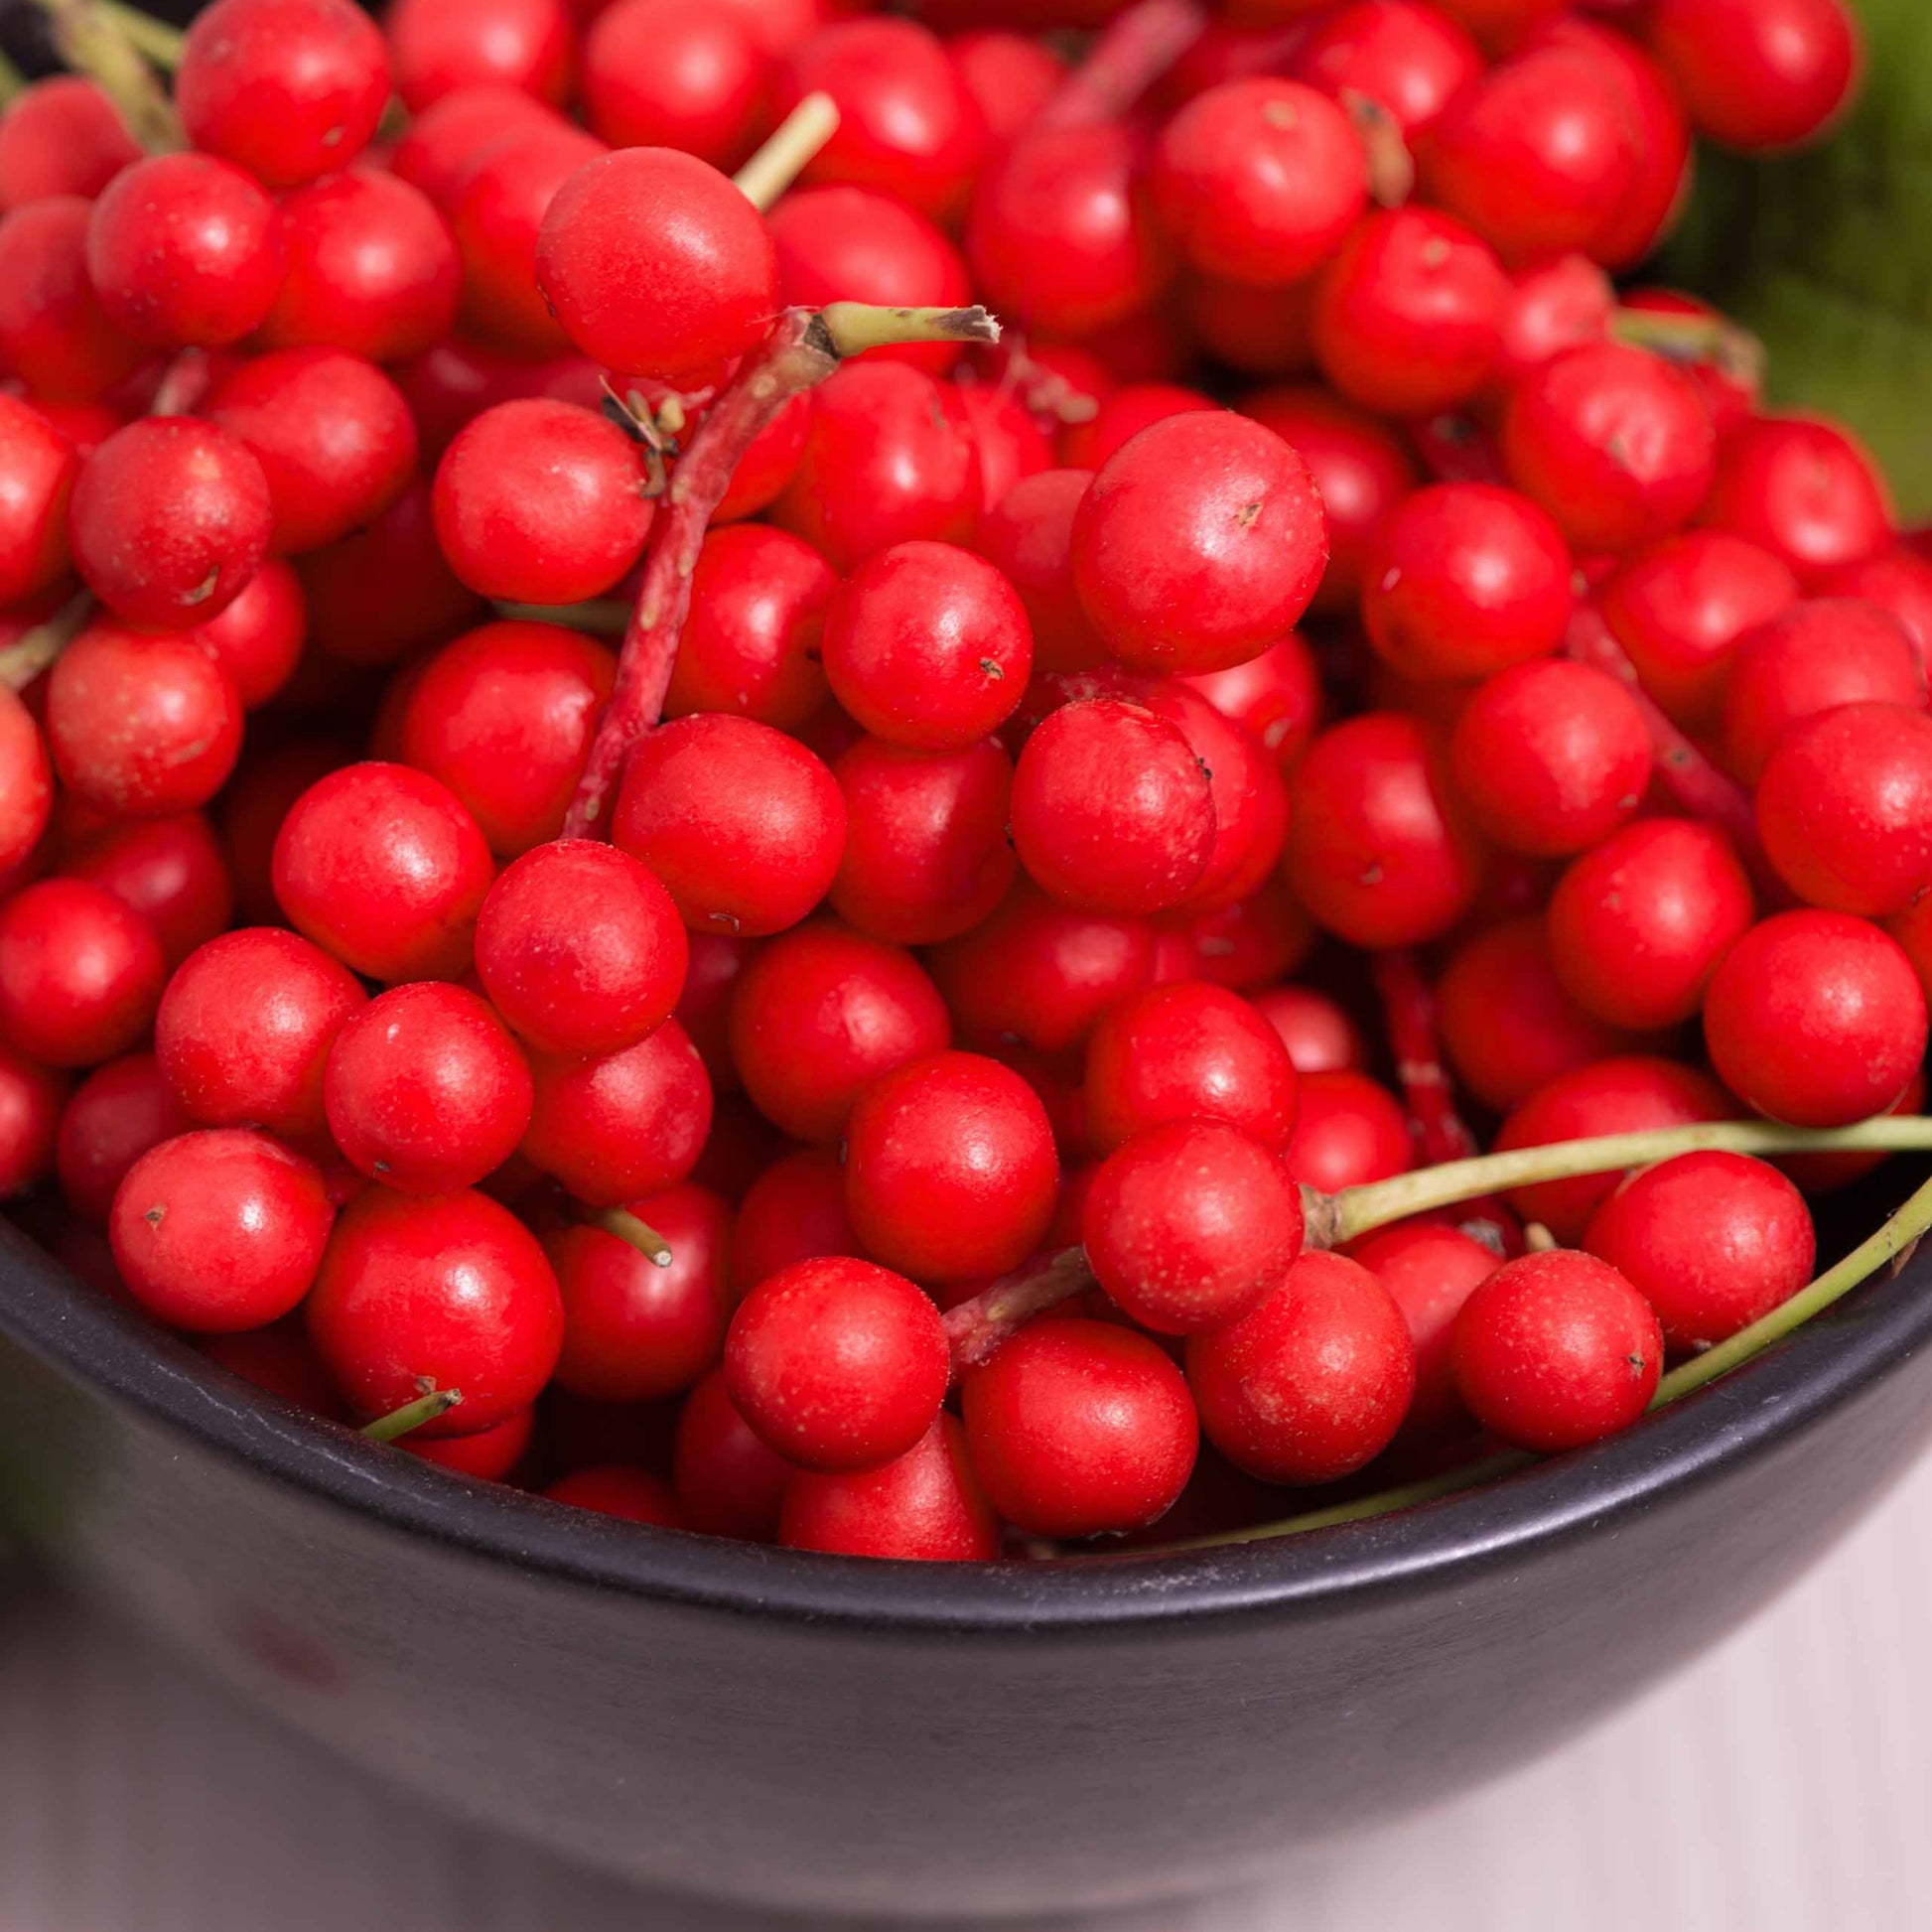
[942,1246,1097,1375]
[1564,605,1781,897]
[563,310,829,838]
[1371,950,1477,1167]
[1037,0,1210,129]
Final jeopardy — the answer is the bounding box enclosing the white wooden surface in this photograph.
[3,1449,1929,1932]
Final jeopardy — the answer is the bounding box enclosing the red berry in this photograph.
[781,1414,1000,1560]
[111,1127,334,1333]
[1349,1221,1496,1444]
[156,926,366,1137]
[582,0,771,170]
[771,360,982,575]
[405,1405,534,1479]
[674,1363,793,1541]
[611,713,845,939]
[536,147,779,385]
[1703,416,1892,588]
[1438,915,1644,1113]
[829,735,1016,947]
[730,1146,859,1298]
[1071,411,1326,675]
[177,0,389,186]
[1705,909,1926,1128]
[1756,702,1932,915]
[1249,984,1365,1075]
[1187,1251,1415,1484]
[1283,1068,1412,1192]
[432,400,653,607]
[325,982,532,1193]
[548,1181,730,1402]
[1182,629,1324,771]
[1286,711,1488,948]
[543,1465,688,1528]
[0,396,77,605]
[1294,1,1482,137]
[1084,1120,1305,1335]
[68,811,236,968]
[308,1185,564,1434]
[57,1051,189,1223]
[728,920,949,1145]
[388,84,562,206]
[521,1017,712,1207]
[193,558,307,711]
[1449,659,1650,858]
[473,839,687,1058]
[385,0,572,110]
[0,79,140,211]
[1586,1151,1815,1352]
[1546,818,1756,1031]
[1646,0,1860,153]
[821,541,1030,751]
[0,878,166,1068]
[1495,1055,1733,1243]
[726,1253,949,1472]
[1451,1251,1660,1453]
[0,198,145,402]
[844,1049,1058,1283]
[1363,483,1573,682]
[1720,598,1925,784]
[206,347,417,555]
[274,762,494,982]
[664,524,835,733]
[0,1041,64,1196]
[84,153,284,349]
[1009,697,1215,917]
[1598,531,1799,730]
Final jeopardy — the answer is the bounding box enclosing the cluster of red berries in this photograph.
[0,0,1900,1561]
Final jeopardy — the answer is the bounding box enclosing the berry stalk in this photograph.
[1037,0,1209,130]
[1371,950,1478,1165]
[361,1386,465,1442]
[732,91,840,211]
[943,1245,1098,1372]
[594,1204,673,1268]
[564,302,1000,836]
[0,590,95,691]
[30,0,181,149]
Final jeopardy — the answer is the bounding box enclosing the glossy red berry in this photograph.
[0,79,139,210]
[726,1253,949,1472]
[1286,711,1488,948]
[1071,411,1326,675]
[536,147,779,385]
[1586,1151,1815,1353]
[0,1041,64,1196]
[0,879,165,1069]
[664,524,835,733]
[432,400,652,607]
[1293,1,1483,138]
[728,921,948,1145]
[520,1018,712,1207]
[56,1052,189,1223]
[1449,659,1650,858]
[1009,697,1215,918]
[1756,702,1932,915]
[1187,1251,1415,1485]
[1084,1120,1304,1336]
[1151,78,1365,288]
[274,762,493,982]
[0,396,77,605]
[582,0,771,169]
[308,1185,564,1435]
[1705,910,1926,1128]
[821,542,1030,752]
[193,558,307,711]
[543,1465,687,1528]
[1283,1069,1412,1192]
[612,713,845,939]
[1363,483,1573,682]
[68,812,236,970]
[674,1363,794,1541]
[844,1050,1057,1284]
[1495,1055,1733,1243]
[404,1406,534,1480]
[177,0,390,187]
[1720,599,1925,784]
[0,198,145,402]
[730,1147,859,1298]
[110,1128,334,1333]
[781,1414,1000,1560]
[829,735,1016,948]
[474,839,687,1058]
[1703,415,1892,588]
[1646,0,1860,153]
[1598,531,1799,730]
[155,926,366,1137]
[387,0,570,110]
[548,1181,730,1402]
[1249,984,1365,1075]
[1349,1221,1496,1444]
[1546,818,1755,1030]
[325,982,532,1193]
[1452,1251,1660,1453]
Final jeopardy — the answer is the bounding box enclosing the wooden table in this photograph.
[3,1447,1927,1932]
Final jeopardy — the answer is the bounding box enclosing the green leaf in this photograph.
[1663,0,1932,520]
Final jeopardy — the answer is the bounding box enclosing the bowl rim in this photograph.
[6,1208,1930,1636]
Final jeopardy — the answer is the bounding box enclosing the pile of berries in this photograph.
[0,0,1912,1563]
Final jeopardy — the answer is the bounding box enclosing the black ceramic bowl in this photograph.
[3,1193,1931,1920]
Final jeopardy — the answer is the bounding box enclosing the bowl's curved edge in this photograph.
[5,1207,1931,1635]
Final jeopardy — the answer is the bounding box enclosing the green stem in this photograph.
[96,0,184,67]
[817,302,1000,357]
[0,46,28,100]
[0,591,94,692]
[594,1206,673,1268]
[31,0,181,148]
[732,89,838,210]
[1318,1117,1932,1247]
[362,1387,463,1442]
